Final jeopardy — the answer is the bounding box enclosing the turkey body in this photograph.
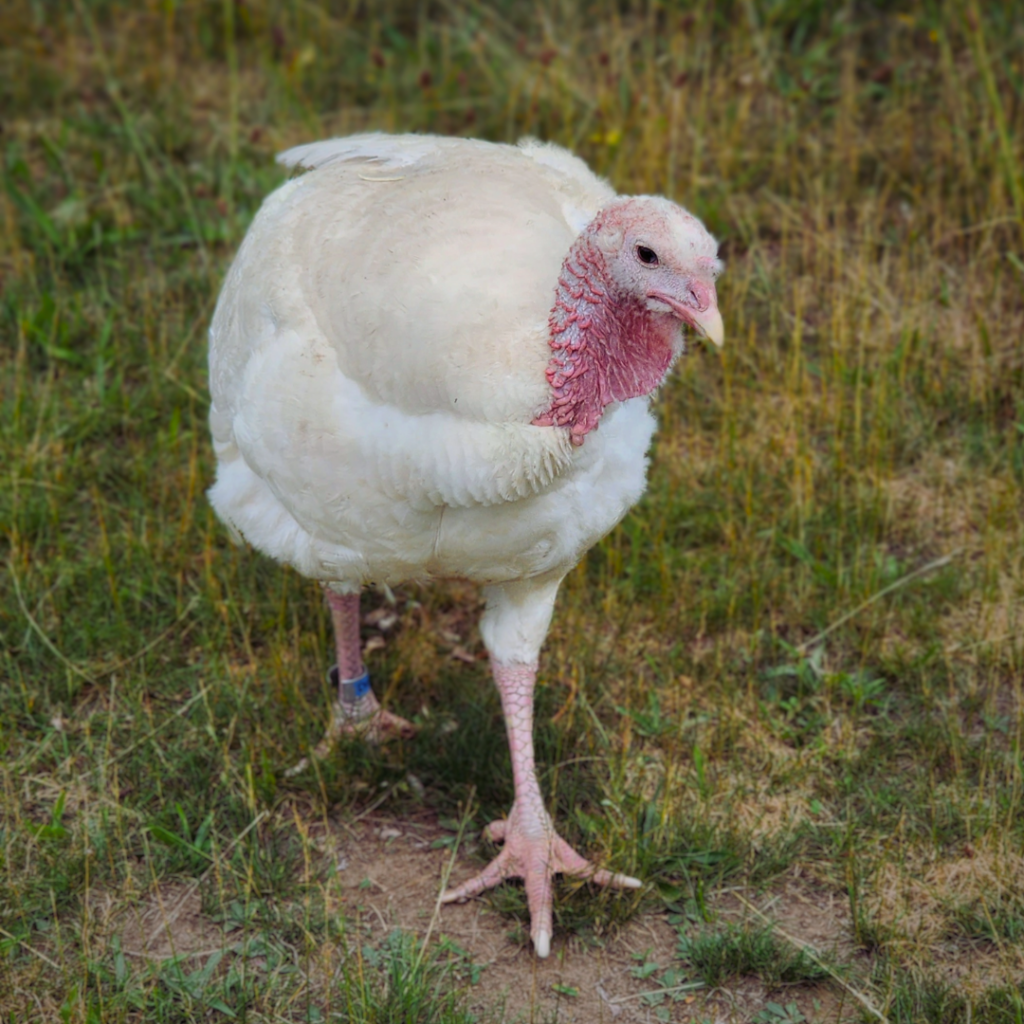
[207,133,723,958]
[208,136,654,593]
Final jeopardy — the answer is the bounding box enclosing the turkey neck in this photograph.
[532,224,681,446]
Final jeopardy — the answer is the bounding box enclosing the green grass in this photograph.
[677,922,829,989]
[2,0,1024,1021]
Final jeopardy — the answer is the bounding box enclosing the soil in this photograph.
[107,812,860,1023]
[303,811,854,1023]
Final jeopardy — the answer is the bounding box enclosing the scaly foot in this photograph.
[285,698,415,778]
[327,703,417,744]
[440,802,640,958]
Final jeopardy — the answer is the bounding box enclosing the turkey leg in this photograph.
[323,589,416,741]
[441,658,640,958]
[286,589,415,775]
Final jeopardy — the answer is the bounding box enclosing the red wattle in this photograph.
[532,226,679,444]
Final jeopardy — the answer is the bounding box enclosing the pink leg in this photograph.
[327,590,379,722]
[441,660,640,958]
[324,589,415,740]
[285,590,414,776]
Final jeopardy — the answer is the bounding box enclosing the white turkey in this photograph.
[207,133,724,958]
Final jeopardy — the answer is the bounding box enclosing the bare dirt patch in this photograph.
[323,812,688,1022]
[85,814,861,1021]
[720,878,856,961]
[318,814,856,1022]
[114,880,225,962]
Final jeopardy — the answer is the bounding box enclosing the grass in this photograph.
[677,922,829,989]
[2,0,1023,1020]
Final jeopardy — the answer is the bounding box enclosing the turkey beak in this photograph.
[649,280,724,348]
[690,305,724,349]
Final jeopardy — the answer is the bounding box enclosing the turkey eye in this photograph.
[636,245,659,266]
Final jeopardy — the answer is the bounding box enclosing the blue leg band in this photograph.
[329,665,373,704]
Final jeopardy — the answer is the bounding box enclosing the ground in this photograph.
[93,810,857,1024]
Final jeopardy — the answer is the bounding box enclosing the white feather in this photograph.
[209,134,657,648]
